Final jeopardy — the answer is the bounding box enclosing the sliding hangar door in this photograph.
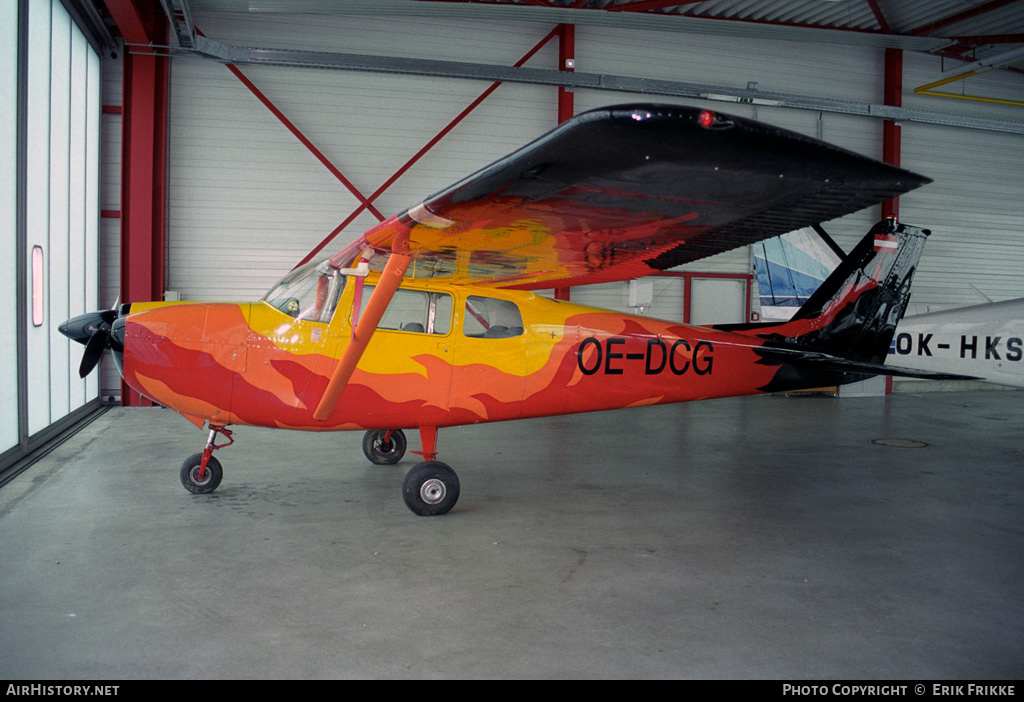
[1,0,102,476]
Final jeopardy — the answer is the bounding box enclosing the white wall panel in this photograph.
[25,0,52,436]
[569,277,687,323]
[48,7,71,419]
[1,1,18,455]
[899,51,1024,313]
[168,13,559,302]
[85,43,100,403]
[21,0,101,436]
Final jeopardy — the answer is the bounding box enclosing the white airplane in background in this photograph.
[888,297,1024,388]
[753,230,1024,389]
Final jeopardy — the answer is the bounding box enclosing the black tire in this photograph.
[402,461,460,516]
[362,429,407,465]
[179,453,223,494]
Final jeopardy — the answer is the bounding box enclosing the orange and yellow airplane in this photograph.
[60,104,957,515]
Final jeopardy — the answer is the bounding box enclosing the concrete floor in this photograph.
[0,389,1021,680]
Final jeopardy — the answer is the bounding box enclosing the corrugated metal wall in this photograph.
[901,50,1024,312]
[166,14,560,303]
[155,12,1023,324]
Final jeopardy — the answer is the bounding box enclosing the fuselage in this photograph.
[889,298,1024,388]
[117,275,783,431]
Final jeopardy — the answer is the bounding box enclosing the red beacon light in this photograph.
[698,110,716,128]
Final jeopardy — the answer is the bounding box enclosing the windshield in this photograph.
[262,258,346,324]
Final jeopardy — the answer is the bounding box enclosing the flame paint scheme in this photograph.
[62,104,959,515]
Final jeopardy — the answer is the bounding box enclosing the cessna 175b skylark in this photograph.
[61,104,959,516]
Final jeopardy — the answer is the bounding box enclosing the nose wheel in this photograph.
[180,453,223,494]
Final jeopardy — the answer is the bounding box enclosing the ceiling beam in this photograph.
[949,33,1024,45]
[864,0,892,34]
[910,0,1021,37]
[189,0,948,51]
[177,35,1024,134]
[607,0,710,11]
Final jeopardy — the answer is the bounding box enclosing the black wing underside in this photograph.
[346,104,931,288]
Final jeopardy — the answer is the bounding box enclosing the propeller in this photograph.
[58,308,125,378]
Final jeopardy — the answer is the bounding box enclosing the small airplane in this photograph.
[60,104,962,516]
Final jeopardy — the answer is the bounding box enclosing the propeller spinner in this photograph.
[59,308,125,378]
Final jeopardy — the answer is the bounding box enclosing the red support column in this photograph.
[554,23,575,302]
[106,0,169,406]
[882,47,902,395]
[557,23,575,124]
[881,48,902,221]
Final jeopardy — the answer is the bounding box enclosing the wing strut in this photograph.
[313,242,412,421]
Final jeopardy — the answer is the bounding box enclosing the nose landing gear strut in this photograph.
[179,425,233,494]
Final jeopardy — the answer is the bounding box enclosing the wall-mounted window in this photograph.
[32,246,44,327]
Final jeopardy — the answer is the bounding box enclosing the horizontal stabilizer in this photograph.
[756,345,978,382]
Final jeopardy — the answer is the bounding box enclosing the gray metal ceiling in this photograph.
[183,0,1024,63]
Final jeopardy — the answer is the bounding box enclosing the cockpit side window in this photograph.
[262,259,346,324]
[358,286,453,335]
[463,296,524,338]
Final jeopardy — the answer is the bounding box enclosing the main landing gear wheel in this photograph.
[362,429,407,465]
[180,453,223,494]
[402,461,460,516]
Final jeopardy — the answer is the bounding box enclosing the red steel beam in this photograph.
[610,0,709,11]
[554,23,575,302]
[102,0,154,49]
[121,51,167,307]
[105,0,169,406]
[223,63,386,223]
[881,47,900,403]
[910,0,1020,36]
[864,0,892,34]
[882,49,902,396]
[297,25,562,267]
[557,23,575,124]
[881,48,902,221]
[194,28,386,223]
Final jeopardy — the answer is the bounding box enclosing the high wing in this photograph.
[328,103,930,288]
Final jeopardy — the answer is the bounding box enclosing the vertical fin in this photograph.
[781,218,929,364]
[725,218,929,366]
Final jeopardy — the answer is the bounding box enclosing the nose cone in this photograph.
[109,316,126,374]
[59,310,117,346]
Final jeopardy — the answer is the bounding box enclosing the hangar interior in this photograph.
[1,0,1022,679]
